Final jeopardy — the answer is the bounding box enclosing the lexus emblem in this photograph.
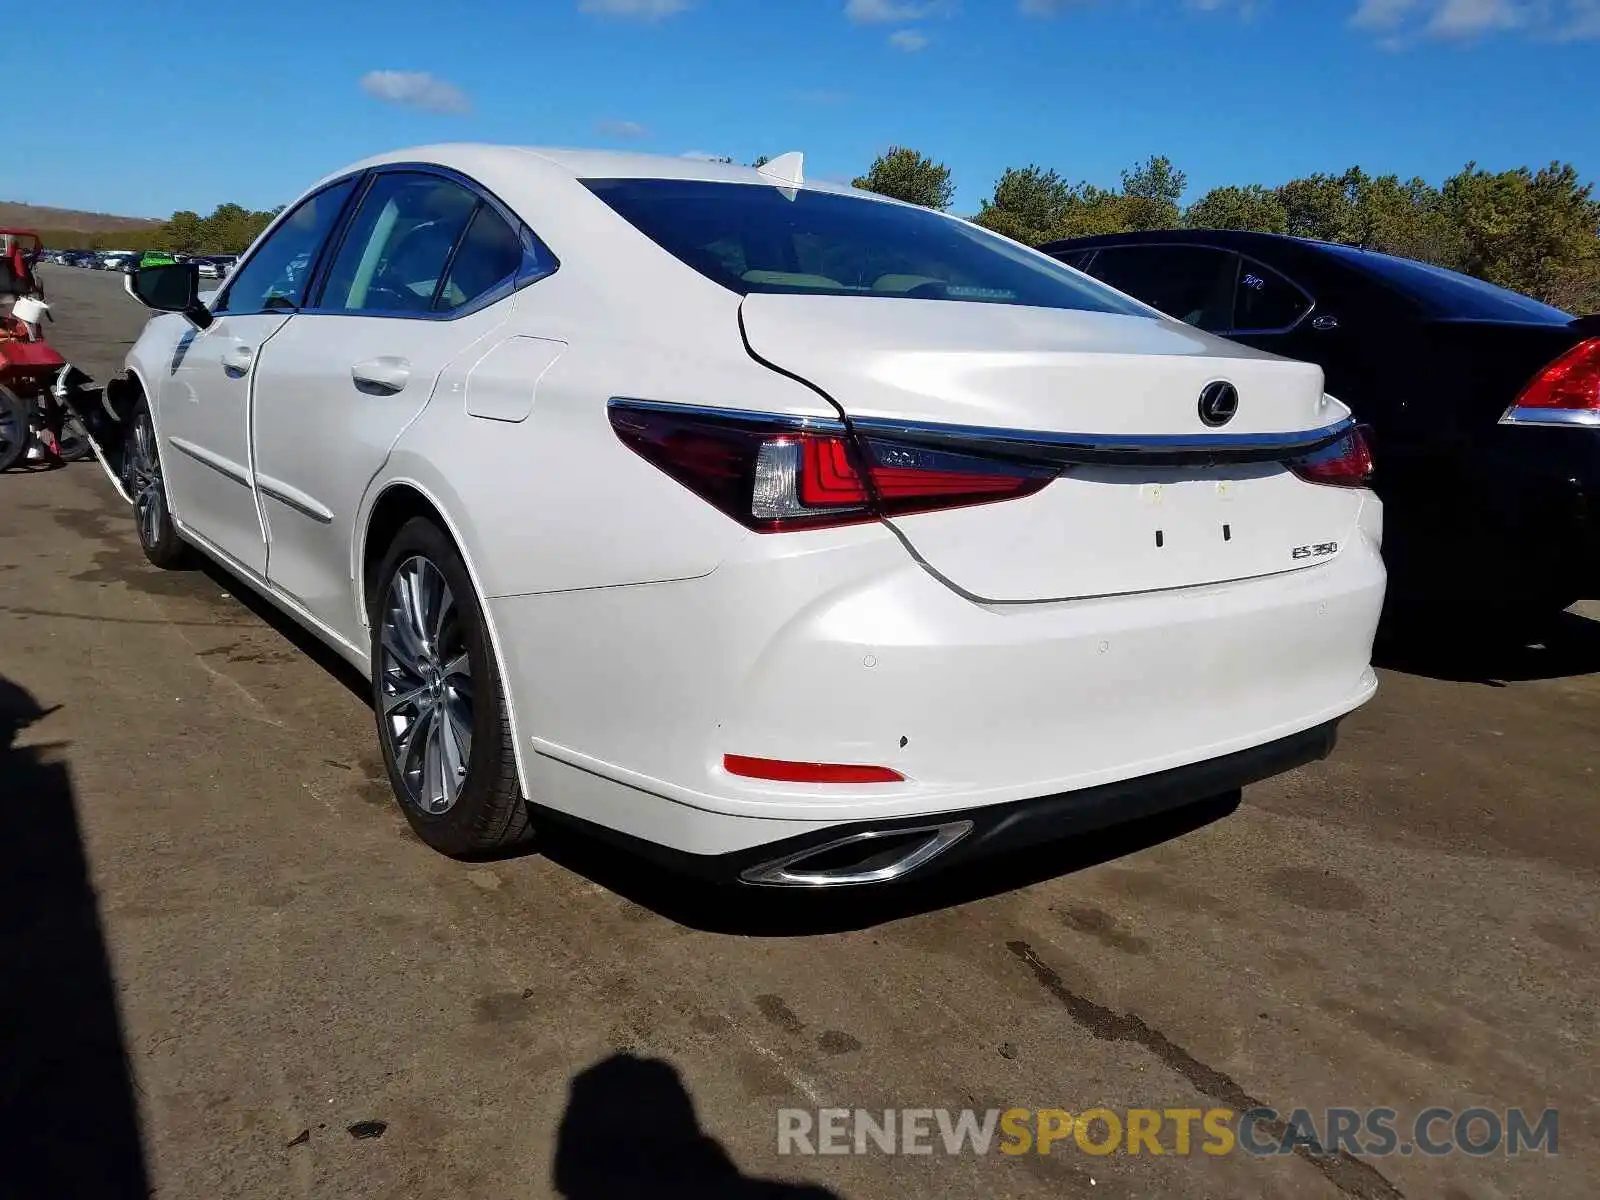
[1198,381,1239,428]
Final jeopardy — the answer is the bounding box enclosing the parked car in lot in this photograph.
[196,254,238,278]
[1045,229,1600,627]
[94,146,1384,879]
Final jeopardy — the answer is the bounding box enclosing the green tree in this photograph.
[1275,170,1364,242]
[1119,155,1187,228]
[1186,184,1288,233]
[162,210,205,253]
[972,165,1076,243]
[853,146,954,210]
[750,154,772,169]
[1441,161,1600,310]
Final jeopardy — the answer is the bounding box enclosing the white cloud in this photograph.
[1351,0,1600,40]
[888,27,931,48]
[579,0,691,19]
[846,0,952,23]
[597,118,649,138]
[1022,0,1260,15]
[358,70,469,115]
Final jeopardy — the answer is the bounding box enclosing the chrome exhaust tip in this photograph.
[740,821,974,887]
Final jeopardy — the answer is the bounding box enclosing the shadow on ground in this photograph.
[553,1052,840,1199]
[534,791,1242,937]
[0,675,150,1198]
[1375,607,1600,686]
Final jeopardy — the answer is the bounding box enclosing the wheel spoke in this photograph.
[382,681,428,715]
[443,699,473,774]
[397,703,434,780]
[423,715,451,813]
[381,617,426,676]
[432,580,455,648]
[399,563,436,659]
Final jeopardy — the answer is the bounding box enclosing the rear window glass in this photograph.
[1321,243,1572,323]
[584,179,1143,315]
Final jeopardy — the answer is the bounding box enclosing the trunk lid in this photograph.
[741,295,1365,602]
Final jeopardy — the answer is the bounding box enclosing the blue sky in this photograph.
[17,0,1600,218]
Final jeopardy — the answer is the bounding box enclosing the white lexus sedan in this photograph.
[95,144,1384,886]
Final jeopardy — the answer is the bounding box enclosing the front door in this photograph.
[251,170,535,649]
[157,178,359,576]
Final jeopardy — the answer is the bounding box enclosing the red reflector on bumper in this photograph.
[723,755,905,784]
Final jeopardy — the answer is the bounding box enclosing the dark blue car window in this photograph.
[584,178,1145,316]
[1321,243,1572,324]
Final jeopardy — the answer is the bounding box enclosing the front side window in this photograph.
[319,173,479,314]
[1234,261,1311,331]
[584,179,1144,315]
[1084,245,1240,331]
[215,178,358,314]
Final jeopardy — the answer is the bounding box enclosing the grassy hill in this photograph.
[0,201,162,248]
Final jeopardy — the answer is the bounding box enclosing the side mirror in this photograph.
[126,262,213,329]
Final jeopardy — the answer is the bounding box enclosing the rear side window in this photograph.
[434,204,533,313]
[1321,243,1572,323]
[1234,261,1311,331]
[1084,245,1239,332]
[216,177,358,314]
[584,179,1143,316]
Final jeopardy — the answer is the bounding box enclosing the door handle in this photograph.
[220,345,254,373]
[351,357,412,394]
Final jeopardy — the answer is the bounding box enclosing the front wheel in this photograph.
[370,517,531,857]
[123,400,187,567]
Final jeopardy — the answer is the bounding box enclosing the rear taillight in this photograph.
[1288,424,1373,488]
[1512,337,1600,412]
[609,401,1052,531]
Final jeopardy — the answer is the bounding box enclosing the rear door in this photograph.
[250,169,543,648]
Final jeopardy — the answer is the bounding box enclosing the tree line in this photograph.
[39,202,282,255]
[39,152,1600,312]
[853,147,1600,313]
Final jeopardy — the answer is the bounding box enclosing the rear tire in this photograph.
[124,398,188,568]
[370,517,532,857]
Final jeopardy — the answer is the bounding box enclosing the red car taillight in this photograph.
[608,402,1052,531]
[1288,424,1374,488]
[1513,337,1600,412]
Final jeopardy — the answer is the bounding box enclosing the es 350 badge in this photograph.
[1292,542,1339,561]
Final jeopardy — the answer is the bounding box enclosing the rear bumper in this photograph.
[493,500,1384,863]
[537,719,1341,886]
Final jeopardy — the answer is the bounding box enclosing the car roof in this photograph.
[1043,228,1327,254]
[336,143,863,200]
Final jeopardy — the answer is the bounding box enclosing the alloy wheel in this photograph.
[128,413,166,547]
[378,556,474,815]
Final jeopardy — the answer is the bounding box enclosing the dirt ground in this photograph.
[1,265,1595,1199]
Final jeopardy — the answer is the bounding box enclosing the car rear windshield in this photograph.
[584,178,1144,315]
[1321,243,1572,324]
